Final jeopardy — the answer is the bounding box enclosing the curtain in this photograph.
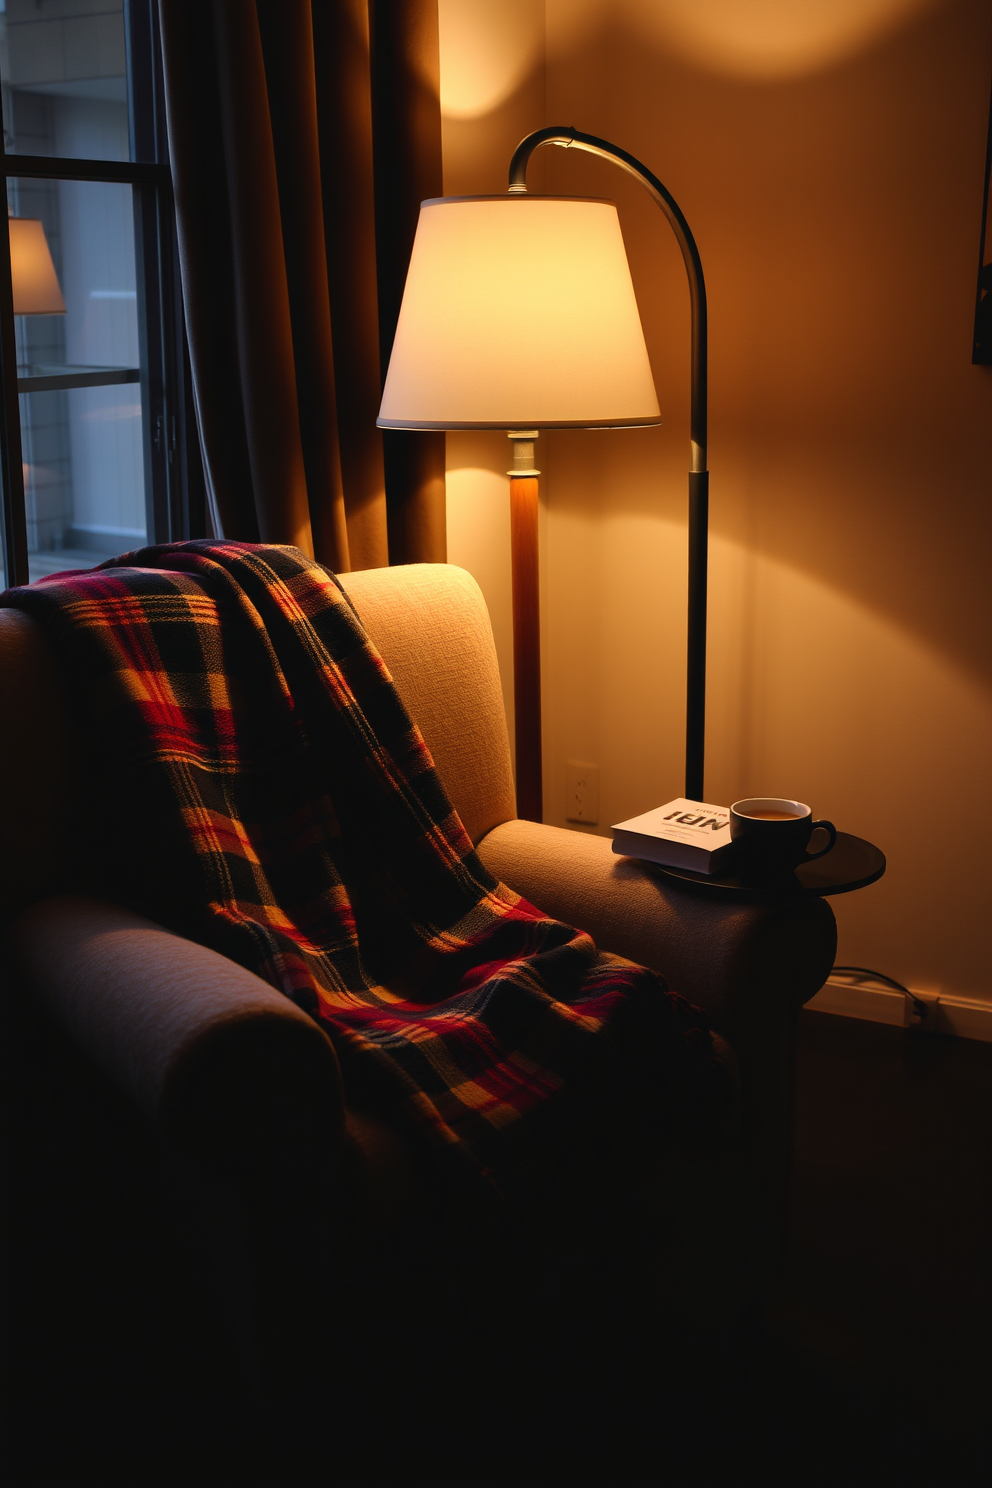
[157,0,446,571]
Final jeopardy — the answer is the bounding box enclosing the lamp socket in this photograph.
[566,761,599,824]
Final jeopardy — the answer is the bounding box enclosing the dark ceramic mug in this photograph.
[730,798,836,873]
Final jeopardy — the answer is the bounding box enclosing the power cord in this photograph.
[831,965,930,1021]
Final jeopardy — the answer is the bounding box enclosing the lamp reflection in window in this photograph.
[8,217,66,316]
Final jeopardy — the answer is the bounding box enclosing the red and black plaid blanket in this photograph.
[4,540,722,1187]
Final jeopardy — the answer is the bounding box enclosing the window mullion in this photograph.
[0,133,29,587]
[132,178,168,545]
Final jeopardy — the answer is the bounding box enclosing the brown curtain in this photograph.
[157,0,446,571]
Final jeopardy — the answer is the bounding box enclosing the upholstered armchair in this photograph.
[1,562,835,1430]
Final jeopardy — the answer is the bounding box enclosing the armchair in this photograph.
[0,561,835,1450]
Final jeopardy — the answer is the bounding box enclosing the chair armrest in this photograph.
[478,819,837,1259]
[5,896,347,1184]
[476,820,837,1041]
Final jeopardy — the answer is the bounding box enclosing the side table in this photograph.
[644,831,885,902]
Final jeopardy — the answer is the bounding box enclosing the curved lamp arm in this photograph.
[508,126,710,800]
[509,126,707,474]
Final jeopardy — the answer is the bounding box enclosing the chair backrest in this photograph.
[339,563,515,845]
[0,562,515,922]
[0,608,86,921]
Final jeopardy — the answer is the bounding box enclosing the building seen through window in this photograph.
[1,0,146,583]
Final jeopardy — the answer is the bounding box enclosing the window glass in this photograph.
[20,385,144,577]
[0,0,129,163]
[8,173,145,580]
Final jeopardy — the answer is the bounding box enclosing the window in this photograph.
[0,0,201,588]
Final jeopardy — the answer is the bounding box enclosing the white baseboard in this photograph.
[808,978,992,1043]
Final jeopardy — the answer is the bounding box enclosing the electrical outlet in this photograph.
[566,761,599,824]
[907,988,940,1033]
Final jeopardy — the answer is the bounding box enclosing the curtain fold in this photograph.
[158,0,446,571]
[369,0,447,567]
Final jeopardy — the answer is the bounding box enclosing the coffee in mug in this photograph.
[745,808,803,820]
[730,798,836,874]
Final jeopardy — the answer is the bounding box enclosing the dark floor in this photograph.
[757,1012,991,1486]
[4,1006,990,1485]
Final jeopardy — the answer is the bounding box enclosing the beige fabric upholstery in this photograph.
[8,896,345,1176]
[339,564,515,845]
[476,819,836,1041]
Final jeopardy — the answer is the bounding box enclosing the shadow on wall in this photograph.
[445,464,515,766]
[542,0,992,693]
[552,0,950,80]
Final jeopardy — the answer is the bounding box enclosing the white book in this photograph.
[611,797,737,875]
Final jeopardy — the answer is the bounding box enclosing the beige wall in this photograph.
[439,0,992,1003]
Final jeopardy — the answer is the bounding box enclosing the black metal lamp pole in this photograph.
[508,127,709,802]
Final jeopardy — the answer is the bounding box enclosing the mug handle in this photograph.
[804,819,837,862]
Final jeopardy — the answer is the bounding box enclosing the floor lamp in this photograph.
[378,126,709,817]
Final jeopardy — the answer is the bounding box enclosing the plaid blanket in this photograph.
[3,540,721,1187]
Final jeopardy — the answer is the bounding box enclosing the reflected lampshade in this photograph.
[377,195,660,429]
[8,217,66,315]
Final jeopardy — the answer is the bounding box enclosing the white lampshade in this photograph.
[8,217,66,315]
[378,195,660,429]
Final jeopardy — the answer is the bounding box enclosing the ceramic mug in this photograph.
[730,798,836,873]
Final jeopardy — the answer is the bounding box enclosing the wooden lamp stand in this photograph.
[507,431,542,822]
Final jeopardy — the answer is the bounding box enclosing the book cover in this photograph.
[611,797,737,874]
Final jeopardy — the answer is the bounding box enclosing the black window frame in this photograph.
[0,0,203,589]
